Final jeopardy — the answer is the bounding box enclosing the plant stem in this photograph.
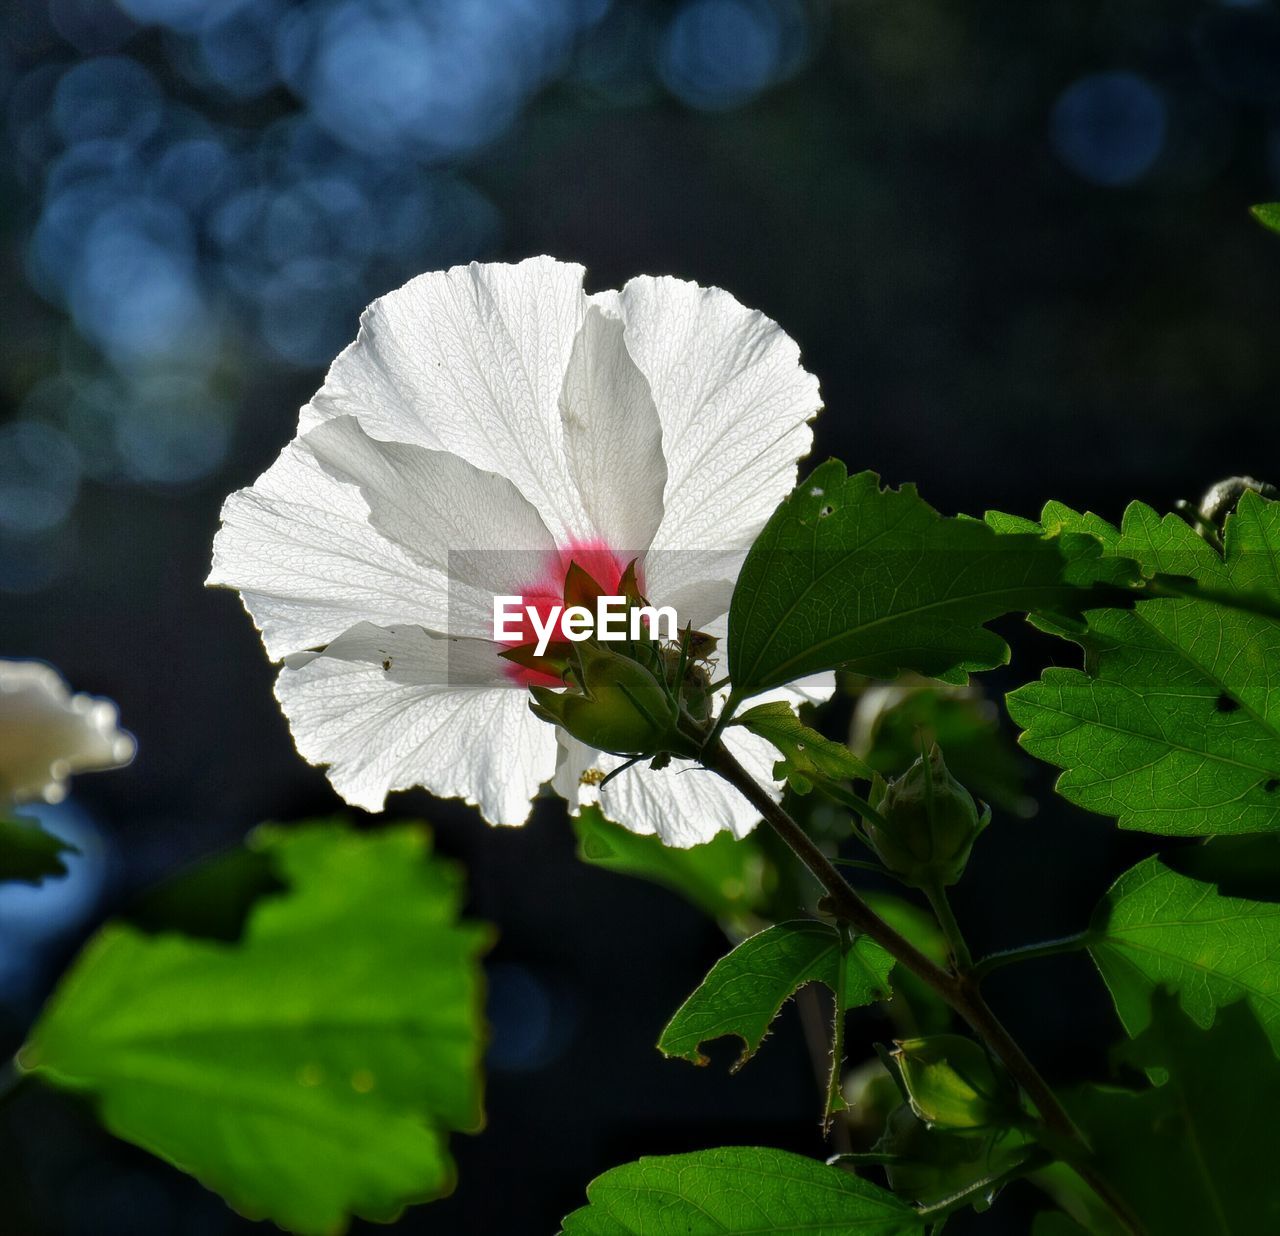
[973,932,1094,981]
[707,742,1146,1236]
[922,879,972,971]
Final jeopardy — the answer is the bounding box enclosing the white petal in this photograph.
[550,725,777,848]
[209,438,449,661]
[275,623,557,823]
[302,417,559,635]
[0,661,134,807]
[301,257,592,541]
[642,548,742,631]
[602,276,821,556]
[559,305,666,554]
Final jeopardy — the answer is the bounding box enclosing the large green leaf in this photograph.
[0,816,75,885]
[658,919,893,1068]
[571,805,768,926]
[727,462,1118,699]
[1007,494,1280,835]
[1089,853,1280,1052]
[1066,995,1280,1234]
[20,822,490,1236]
[559,1146,923,1235]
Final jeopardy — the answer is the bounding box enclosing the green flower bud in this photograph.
[891,1035,1019,1131]
[863,744,988,888]
[529,640,696,759]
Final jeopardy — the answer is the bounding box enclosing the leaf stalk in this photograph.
[972,932,1094,981]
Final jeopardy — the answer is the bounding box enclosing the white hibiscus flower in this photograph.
[0,660,135,810]
[209,257,829,845]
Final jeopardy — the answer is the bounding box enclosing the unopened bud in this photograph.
[891,1035,1018,1130]
[863,744,988,888]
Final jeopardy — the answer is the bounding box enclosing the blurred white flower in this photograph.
[209,257,828,845]
[0,661,134,809]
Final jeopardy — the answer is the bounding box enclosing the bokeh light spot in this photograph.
[1050,70,1167,187]
[0,422,81,535]
[659,0,803,112]
[52,56,163,146]
[113,375,232,486]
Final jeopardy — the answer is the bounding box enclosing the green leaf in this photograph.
[0,816,76,885]
[735,700,874,795]
[1252,202,1280,234]
[1066,995,1280,1234]
[728,462,1119,699]
[571,804,769,925]
[559,1146,924,1235]
[1089,853,1280,1053]
[658,919,893,1068]
[20,821,490,1236]
[1007,494,1280,835]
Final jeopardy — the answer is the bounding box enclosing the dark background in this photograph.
[1,0,1278,1232]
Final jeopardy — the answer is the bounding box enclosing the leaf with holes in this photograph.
[559,1146,924,1235]
[1006,494,1280,834]
[19,822,490,1236]
[658,919,893,1068]
[1089,853,1280,1053]
[727,462,1123,700]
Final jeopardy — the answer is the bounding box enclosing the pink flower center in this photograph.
[498,540,637,687]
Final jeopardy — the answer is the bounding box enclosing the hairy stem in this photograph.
[707,742,1145,1236]
[973,932,1094,981]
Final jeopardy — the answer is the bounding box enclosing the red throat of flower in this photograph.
[498,541,642,687]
